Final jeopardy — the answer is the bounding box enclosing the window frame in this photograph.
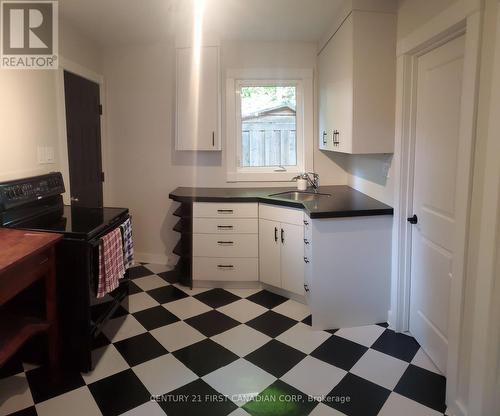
[226,68,313,182]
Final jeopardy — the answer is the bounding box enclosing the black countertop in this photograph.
[169,185,393,219]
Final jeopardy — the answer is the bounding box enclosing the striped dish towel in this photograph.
[97,228,125,298]
[120,218,134,270]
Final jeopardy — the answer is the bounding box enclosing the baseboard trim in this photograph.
[134,252,169,265]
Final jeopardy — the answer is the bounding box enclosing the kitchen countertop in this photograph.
[169,185,393,218]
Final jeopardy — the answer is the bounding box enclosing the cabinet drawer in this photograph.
[193,234,258,257]
[193,218,258,234]
[259,204,304,225]
[193,202,258,218]
[193,257,258,281]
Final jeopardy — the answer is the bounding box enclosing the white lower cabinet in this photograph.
[259,205,305,296]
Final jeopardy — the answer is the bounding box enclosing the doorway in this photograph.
[408,35,465,375]
[63,70,104,208]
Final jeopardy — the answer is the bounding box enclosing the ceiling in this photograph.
[59,0,344,48]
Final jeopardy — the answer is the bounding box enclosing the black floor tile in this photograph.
[0,354,24,379]
[323,373,390,416]
[310,336,367,371]
[247,290,288,309]
[133,305,179,330]
[245,340,306,378]
[173,339,238,377]
[243,379,316,416]
[7,407,38,416]
[394,364,447,412]
[88,369,150,416]
[184,310,240,337]
[114,333,168,366]
[92,332,111,350]
[127,281,143,295]
[147,285,189,304]
[194,288,240,308]
[371,329,420,362]
[377,322,389,328]
[128,266,154,279]
[90,302,128,323]
[158,378,237,416]
[158,270,180,284]
[246,311,297,338]
[302,315,312,326]
[25,365,85,403]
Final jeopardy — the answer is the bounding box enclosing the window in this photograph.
[226,69,313,182]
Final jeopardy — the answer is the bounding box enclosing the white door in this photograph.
[409,35,465,375]
[280,222,305,296]
[259,219,281,287]
[176,46,219,150]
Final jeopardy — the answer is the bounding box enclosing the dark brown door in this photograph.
[64,71,103,208]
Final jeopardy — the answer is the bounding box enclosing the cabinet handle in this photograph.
[217,209,233,214]
[303,220,309,226]
[274,227,278,242]
[217,264,234,269]
[281,228,285,244]
[304,257,310,263]
[304,239,309,245]
[322,131,327,145]
[217,241,234,246]
[217,225,234,230]
[304,284,310,292]
[212,131,215,147]
[333,130,340,146]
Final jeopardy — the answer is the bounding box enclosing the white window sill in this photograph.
[227,170,300,183]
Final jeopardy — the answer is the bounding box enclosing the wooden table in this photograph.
[0,228,62,369]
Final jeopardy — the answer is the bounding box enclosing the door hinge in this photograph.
[98,104,103,115]
[101,172,105,182]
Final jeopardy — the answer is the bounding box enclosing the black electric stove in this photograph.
[0,172,130,372]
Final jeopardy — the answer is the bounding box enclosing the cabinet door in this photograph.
[280,222,305,296]
[259,219,281,287]
[318,44,333,150]
[176,47,220,151]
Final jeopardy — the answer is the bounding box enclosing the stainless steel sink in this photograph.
[269,191,331,202]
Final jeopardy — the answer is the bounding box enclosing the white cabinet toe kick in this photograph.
[187,201,392,329]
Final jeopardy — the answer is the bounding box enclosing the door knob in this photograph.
[407,214,418,224]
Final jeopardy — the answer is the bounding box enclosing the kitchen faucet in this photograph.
[292,172,320,192]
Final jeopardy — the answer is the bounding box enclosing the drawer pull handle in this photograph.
[217,241,234,246]
[304,257,310,263]
[274,227,278,242]
[217,209,234,214]
[217,265,234,269]
[304,239,309,245]
[281,228,285,244]
[303,220,309,226]
[304,284,310,292]
[217,225,234,229]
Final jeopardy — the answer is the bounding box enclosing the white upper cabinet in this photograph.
[175,46,221,151]
[318,11,396,154]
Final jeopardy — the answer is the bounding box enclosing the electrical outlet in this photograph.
[46,146,55,163]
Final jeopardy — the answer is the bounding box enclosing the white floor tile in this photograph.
[217,299,268,323]
[0,374,34,416]
[203,358,276,406]
[144,264,171,274]
[225,288,262,298]
[309,403,347,415]
[102,315,146,342]
[276,322,331,354]
[350,349,409,390]
[150,321,205,351]
[378,392,443,416]
[334,325,386,347]
[121,401,165,416]
[133,275,168,291]
[133,354,197,395]
[36,387,101,416]
[272,300,310,321]
[282,356,346,398]
[411,349,441,374]
[82,345,129,384]
[122,292,159,313]
[163,297,212,320]
[211,324,271,357]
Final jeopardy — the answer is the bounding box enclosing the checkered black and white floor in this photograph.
[0,263,448,416]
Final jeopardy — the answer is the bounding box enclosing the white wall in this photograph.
[103,40,348,263]
[0,19,102,183]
